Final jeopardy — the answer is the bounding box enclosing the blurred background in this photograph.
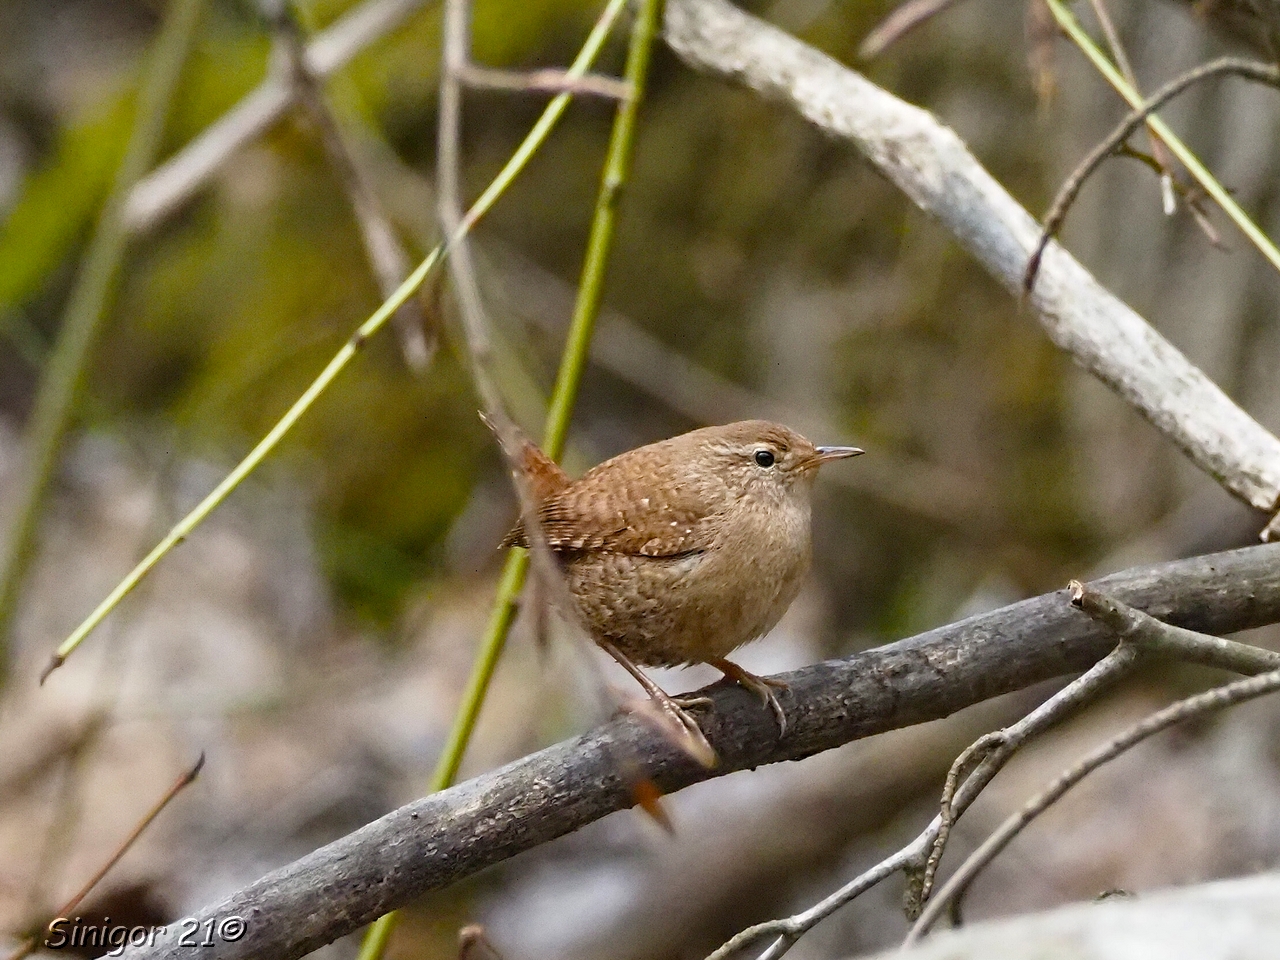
[2,0,1280,958]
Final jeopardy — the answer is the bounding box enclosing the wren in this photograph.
[499,420,863,737]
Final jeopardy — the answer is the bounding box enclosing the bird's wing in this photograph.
[501,448,726,557]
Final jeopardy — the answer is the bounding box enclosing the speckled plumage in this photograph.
[502,421,860,668]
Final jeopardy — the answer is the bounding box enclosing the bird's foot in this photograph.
[627,693,717,768]
[599,640,717,767]
[711,658,789,736]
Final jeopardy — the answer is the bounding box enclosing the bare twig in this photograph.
[438,0,714,762]
[437,0,510,417]
[352,5,634,956]
[266,0,434,369]
[663,0,1280,514]
[439,0,712,766]
[6,755,205,960]
[1069,578,1280,674]
[1045,0,1280,277]
[1085,0,1178,214]
[433,0,579,690]
[1024,56,1280,294]
[103,543,1280,960]
[123,0,435,232]
[907,667,1280,942]
[859,0,970,59]
[459,64,629,99]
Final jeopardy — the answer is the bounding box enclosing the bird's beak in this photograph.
[815,445,865,463]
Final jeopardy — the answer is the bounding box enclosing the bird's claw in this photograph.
[712,659,790,736]
[756,683,788,737]
[627,695,717,768]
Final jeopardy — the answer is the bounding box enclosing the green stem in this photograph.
[1045,0,1280,276]
[356,1,665,957]
[0,0,207,668]
[43,0,629,680]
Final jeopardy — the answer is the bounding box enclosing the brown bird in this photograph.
[499,420,863,738]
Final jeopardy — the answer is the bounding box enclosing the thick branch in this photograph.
[662,0,1280,513]
[117,542,1280,960]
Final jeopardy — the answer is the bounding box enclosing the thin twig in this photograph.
[123,0,435,232]
[459,64,629,99]
[1085,0,1178,214]
[858,0,969,59]
[705,641,1145,960]
[917,580,1280,920]
[6,755,204,960]
[266,0,434,370]
[434,0,586,677]
[917,731,1005,909]
[851,649,1137,957]
[907,667,1280,942]
[437,0,510,417]
[1023,56,1280,294]
[0,0,207,666]
[1069,579,1280,674]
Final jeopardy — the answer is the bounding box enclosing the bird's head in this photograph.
[688,420,863,500]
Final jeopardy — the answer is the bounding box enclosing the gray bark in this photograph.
[115,542,1280,960]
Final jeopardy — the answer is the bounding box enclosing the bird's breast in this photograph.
[561,492,813,667]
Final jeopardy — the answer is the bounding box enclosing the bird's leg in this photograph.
[599,640,713,710]
[710,658,789,735]
[599,640,716,766]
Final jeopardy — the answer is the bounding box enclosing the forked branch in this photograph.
[908,665,1280,941]
[706,581,1280,960]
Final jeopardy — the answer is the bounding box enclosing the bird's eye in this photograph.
[754,449,776,468]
